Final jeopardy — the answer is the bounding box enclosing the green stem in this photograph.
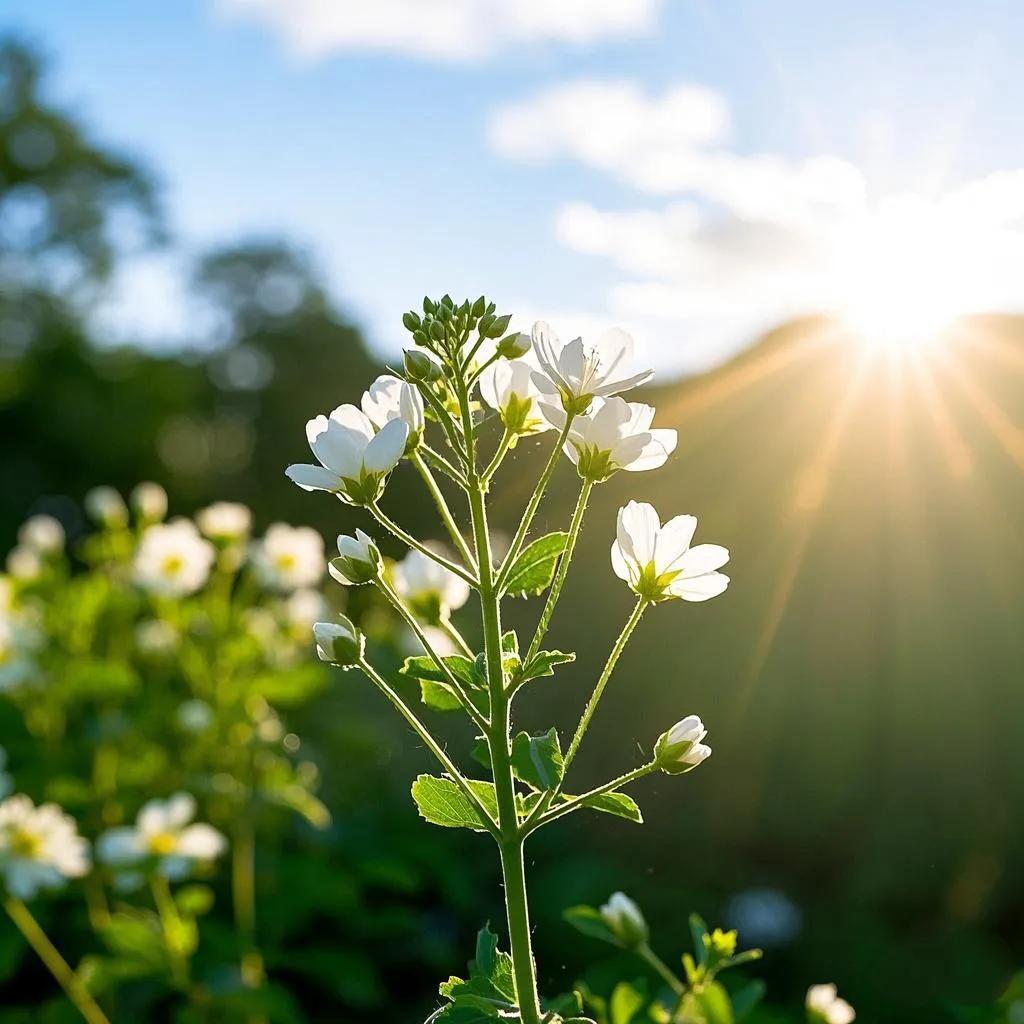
[527,761,656,833]
[524,478,593,664]
[639,943,687,997]
[151,873,191,990]
[358,657,499,837]
[232,817,265,991]
[411,452,476,569]
[5,897,112,1024]
[496,416,574,589]
[421,443,469,486]
[419,381,470,466]
[439,614,474,657]
[561,599,648,778]
[481,427,514,484]
[376,578,488,730]
[367,502,477,586]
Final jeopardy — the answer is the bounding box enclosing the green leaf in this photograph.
[579,791,643,824]
[692,981,734,1024]
[690,913,710,967]
[420,680,466,712]
[401,654,481,688]
[60,659,139,701]
[519,650,575,684]
[562,905,619,946]
[411,775,497,831]
[729,980,766,1020]
[174,884,214,917]
[503,532,568,598]
[511,729,564,791]
[610,981,647,1024]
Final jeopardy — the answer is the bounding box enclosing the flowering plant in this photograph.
[290,295,736,1023]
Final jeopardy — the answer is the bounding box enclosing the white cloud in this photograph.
[215,0,661,61]
[490,79,1024,373]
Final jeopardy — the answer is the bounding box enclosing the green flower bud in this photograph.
[402,311,421,332]
[404,349,442,382]
[497,332,531,359]
[328,530,381,586]
[422,296,436,315]
[655,715,712,774]
[599,892,648,949]
[471,295,487,317]
[313,617,364,667]
[429,320,446,342]
[487,313,513,339]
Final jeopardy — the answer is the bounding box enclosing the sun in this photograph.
[831,194,982,352]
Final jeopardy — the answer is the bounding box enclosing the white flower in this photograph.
[531,321,653,413]
[6,547,41,581]
[134,519,216,597]
[394,548,470,617]
[251,523,324,591]
[599,892,648,948]
[542,397,676,480]
[196,501,252,541]
[328,530,382,586]
[285,404,408,505]
[85,486,128,528]
[17,515,64,555]
[314,617,363,666]
[284,588,328,629]
[130,482,168,523]
[360,374,425,448]
[807,984,856,1024]
[176,700,214,733]
[655,715,712,774]
[97,794,226,881]
[0,795,89,899]
[611,501,730,603]
[134,619,180,656]
[479,358,552,436]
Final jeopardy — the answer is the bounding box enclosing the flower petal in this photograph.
[616,501,660,566]
[363,418,408,473]
[286,464,340,492]
[653,514,698,573]
[96,827,144,865]
[623,429,676,472]
[176,823,227,859]
[678,543,730,576]
[670,572,730,602]
[592,367,654,397]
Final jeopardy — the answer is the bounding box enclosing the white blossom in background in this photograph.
[542,397,676,480]
[5,547,41,581]
[85,486,129,528]
[655,714,712,773]
[394,547,470,616]
[0,795,89,899]
[400,623,458,659]
[328,530,382,586]
[479,358,553,435]
[531,321,653,412]
[130,482,168,523]
[97,793,226,881]
[134,519,216,597]
[284,588,328,629]
[599,892,649,948]
[285,404,408,504]
[251,523,324,591]
[176,699,215,734]
[134,619,180,656]
[197,501,253,541]
[806,984,856,1024]
[17,515,64,555]
[611,501,730,602]
[361,374,425,447]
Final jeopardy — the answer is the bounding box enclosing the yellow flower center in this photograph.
[9,828,42,859]
[275,553,297,572]
[148,832,178,856]
[162,554,185,577]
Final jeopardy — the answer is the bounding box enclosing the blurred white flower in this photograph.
[361,374,425,448]
[285,588,327,628]
[0,795,89,899]
[97,793,226,881]
[0,577,10,614]
[5,547,41,582]
[134,619,180,656]
[394,547,470,616]
[176,700,214,733]
[807,984,856,1024]
[134,519,216,597]
[531,321,653,413]
[251,523,324,591]
[479,358,552,436]
[543,397,676,480]
[130,482,168,523]
[328,529,382,586]
[400,623,458,659]
[243,606,278,646]
[655,714,712,774]
[313,617,363,666]
[17,515,64,555]
[196,501,252,541]
[599,892,648,948]
[286,404,407,505]
[84,486,129,528]
[611,501,730,602]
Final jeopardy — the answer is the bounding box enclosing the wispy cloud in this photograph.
[215,0,662,61]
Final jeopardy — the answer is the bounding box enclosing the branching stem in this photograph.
[368,502,477,586]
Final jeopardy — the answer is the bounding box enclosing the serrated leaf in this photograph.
[511,729,564,791]
[503,533,568,598]
[514,649,575,690]
[401,654,481,687]
[421,680,466,712]
[411,775,497,831]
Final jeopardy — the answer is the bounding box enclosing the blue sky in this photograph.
[5,0,1024,376]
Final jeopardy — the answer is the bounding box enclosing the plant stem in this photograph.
[639,943,686,997]
[495,415,574,589]
[367,502,477,585]
[481,427,514,484]
[561,598,648,778]
[232,817,265,991]
[151,874,192,990]
[528,761,656,833]
[358,658,498,837]
[456,373,544,1024]
[411,452,476,569]
[4,897,112,1024]
[525,478,593,664]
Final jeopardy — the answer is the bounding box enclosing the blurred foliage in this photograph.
[0,30,1022,1024]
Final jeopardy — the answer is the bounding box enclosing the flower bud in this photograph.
[130,482,168,524]
[487,313,513,339]
[85,486,129,528]
[404,349,442,383]
[497,332,531,359]
[599,892,648,948]
[422,296,436,315]
[18,514,65,555]
[313,617,363,667]
[655,715,712,774]
[402,311,421,332]
[328,530,381,585]
[471,295,487,318]
[428,320,446,342]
